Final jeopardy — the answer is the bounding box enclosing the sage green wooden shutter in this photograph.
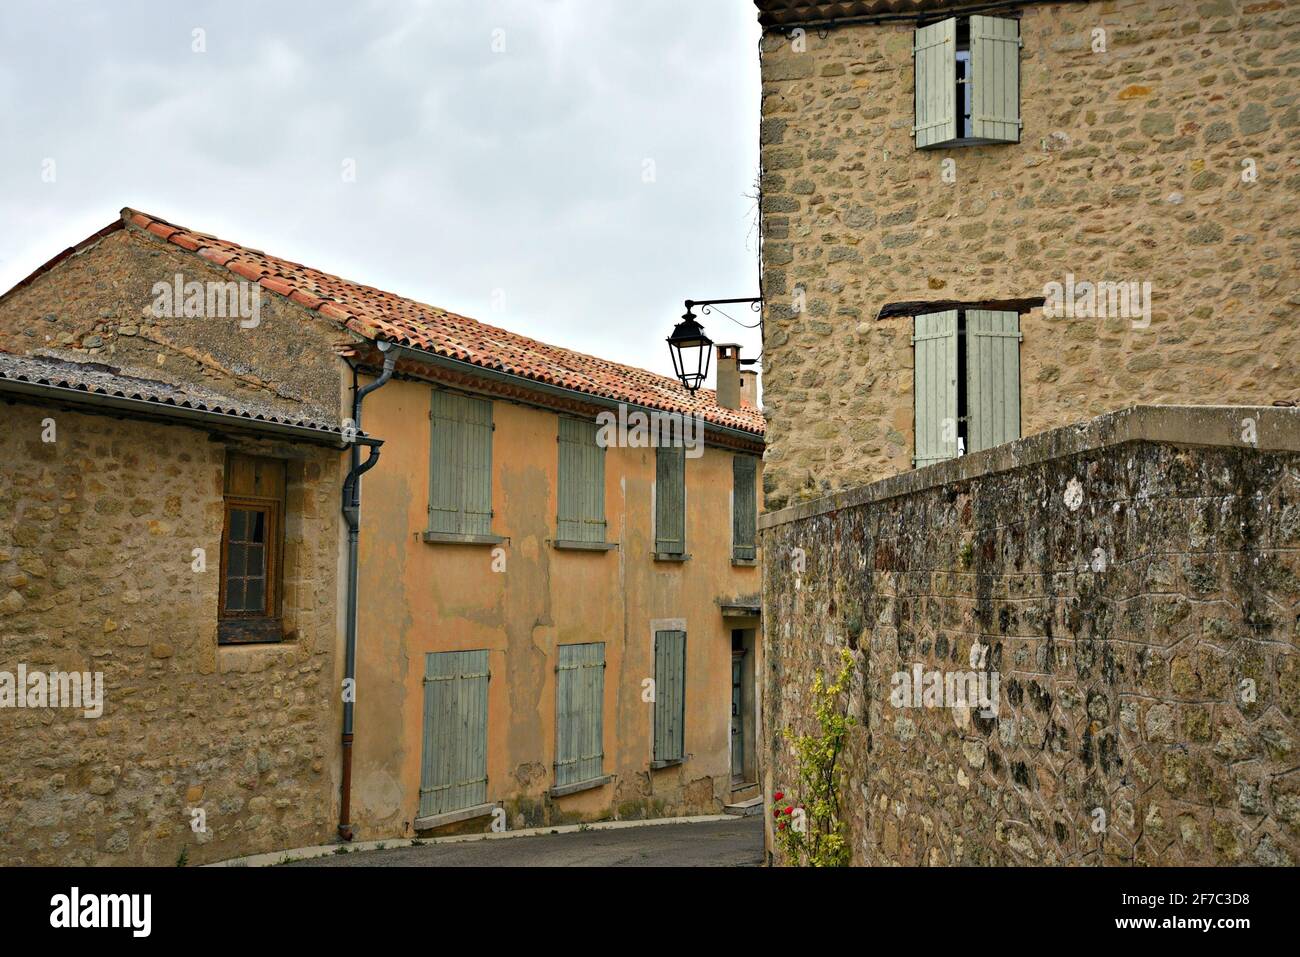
[419,650,489,818]
[965,310,1022,453]
[557,417,606,543]
[429,391,494,536]
[913,310,959,467]
[913,18,957,149]
[653,630,686,765]
[732,456,757,561]
[555,642,605,787]
[970,15,1021,144]
[972,15,1019,144]
[655,445,685,554]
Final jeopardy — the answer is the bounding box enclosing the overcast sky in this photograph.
[0,0,763,388]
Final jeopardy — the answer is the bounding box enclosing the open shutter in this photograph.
[556,642,605,787]
[913,18,957,149]
[653,630,686,765]
[965,310,1022,453]
[655,445,685,554]
[557,417,607,543]
[732,456,757,561]
[912,310,959,467]
[419,650,489,818]
[460,396,494,536]
[970,15,1021,143]
[429,391,494,536]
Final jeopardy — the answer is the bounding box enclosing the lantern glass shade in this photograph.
[667,312,713,394]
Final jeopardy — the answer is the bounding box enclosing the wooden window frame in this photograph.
[912,308,1022,468]
[914,15,1021,151]
[218,494,283,645]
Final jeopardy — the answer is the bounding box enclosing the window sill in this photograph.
[550,540,618,552]
[218,618,285,645]
[917,135,1018,151]
[650,758,684,770]
[422,531,508,546]
[652,552,691,563]
[731,557,758,567]
[413,802,495,832]
[549,774,613,798]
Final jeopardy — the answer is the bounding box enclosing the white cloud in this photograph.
[0,0,763,385]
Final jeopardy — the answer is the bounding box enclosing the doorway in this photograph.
[730,629,756,789]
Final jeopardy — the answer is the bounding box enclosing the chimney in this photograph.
[714,344,758,410]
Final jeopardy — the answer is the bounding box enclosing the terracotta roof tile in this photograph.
[114,208,765,436]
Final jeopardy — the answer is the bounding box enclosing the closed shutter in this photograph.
[419,650,490,818]
[965,310,1022,453]
[732,456,757,561]
[653,630,687,765]
[555,643,605,787]
[655,445,685,554]
[912,310,959,467]
[913,18,957,149]
[557,417,607,543]
[429,390,494,536]
[970,15,1021,144]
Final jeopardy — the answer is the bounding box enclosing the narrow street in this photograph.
[290,817,764,868]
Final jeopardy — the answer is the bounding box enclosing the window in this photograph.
[914,15,1021,149]
[219,453,285,644]
[418,650,490,821]
[654,445,686,556]
[653,630,686,767]
[913,309,1021,467]
[428,390,495,538]
[555,642,606,791]
[557,417,607,544]
[732,455,757,562]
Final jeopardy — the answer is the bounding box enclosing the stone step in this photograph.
[723,796,764,817]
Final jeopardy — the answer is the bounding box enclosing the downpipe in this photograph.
[338,340,399,841]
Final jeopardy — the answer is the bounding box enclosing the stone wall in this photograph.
[0,223,348,426]
[758,0,1300,509]
[760,407,1300,865]
[0,401,342,865]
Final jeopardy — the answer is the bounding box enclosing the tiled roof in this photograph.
[754,0,1077,27]
[0,350,360,444]
[117,208,765,437]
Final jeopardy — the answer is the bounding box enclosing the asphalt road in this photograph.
[290,816,764,867]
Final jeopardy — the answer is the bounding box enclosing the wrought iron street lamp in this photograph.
[667,298,761,394]
[667,306,713,394]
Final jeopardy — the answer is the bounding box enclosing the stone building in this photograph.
[0,350,356,865]
[0,207,765,861]
[752,0,1299,865]
[755,0,1298,506]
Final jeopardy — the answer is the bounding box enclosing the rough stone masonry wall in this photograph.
[761,420,1300,865]
[0,402,341,865]
[0,224,348,426]
[758,0,1300,509]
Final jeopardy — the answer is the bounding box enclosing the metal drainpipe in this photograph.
[338,339,399,841]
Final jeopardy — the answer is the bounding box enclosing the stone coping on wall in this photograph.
[759,405,1300,531]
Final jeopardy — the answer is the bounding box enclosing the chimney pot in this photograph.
[715,343,741,410]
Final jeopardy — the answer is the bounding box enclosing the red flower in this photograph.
[773,791,784,801]
[772,808,780,817]
[778,822,786,831]
[783,806,793,815]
